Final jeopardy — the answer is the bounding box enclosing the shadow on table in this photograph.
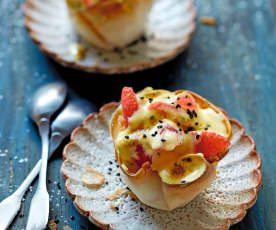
[47,50,190,109]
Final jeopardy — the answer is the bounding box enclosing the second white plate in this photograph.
[23,0,196,74]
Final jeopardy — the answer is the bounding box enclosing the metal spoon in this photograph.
[0,98,93,229]
[26,82,67,230]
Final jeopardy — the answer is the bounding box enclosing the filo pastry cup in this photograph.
[110,89,232,211]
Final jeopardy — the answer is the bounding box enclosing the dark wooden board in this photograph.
[0,0,275,229]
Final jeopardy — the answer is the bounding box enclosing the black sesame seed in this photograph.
[196,134,200,140]
[55,219,59,224]
[167,96,170,99]
[187,103,192,106]
[140,207,144,212]
[159,120,163,123]
[126,187,130,190]
[181,180,186,184]
[113,47,122,53]
[108,168,112,171]
[193,110,198,117]
[185,95,188,98]
[157,125,163,129]
[152,131,158,137]
[57,182,61,190]
[106,182,109,185]
[71,216,75,220]
[179,128,182,132]
[176,104,181,109]
[125,136,129,139]
[171,102,175,105]
[116,165,119,168]
[132,198,136,202]
[116,173,120,176]
[205,127,209,130]
[177,122,181,126]
[161,139,166,142]
[115,207,119,211]
[187,109,193,119]
[19,213,24,218]
[140,35,147,42]
[109,161,113,164]
[150,116,155,120]
[140,97,144,100]
[186,158,192,162]
[195,122,199,126]
[108,172,111,175]
[149,98,153,103]
[184,130,188,134]
[143,134,147,138]
[127,39,139,47]
[177,97,180,100]
[185,127,195,133]
[48,179,52,184]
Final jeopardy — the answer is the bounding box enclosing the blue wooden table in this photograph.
[0,0,275,229]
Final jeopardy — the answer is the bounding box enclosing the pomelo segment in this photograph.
[121,87,139,127]
[193,131,230,162]
[176,95,197,111]
[82,0,94,7]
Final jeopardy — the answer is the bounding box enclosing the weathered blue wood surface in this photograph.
[0,0,275,229]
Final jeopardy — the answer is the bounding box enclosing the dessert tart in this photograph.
[111,87,232,210]
[62,88,261,230]
[66,0,155,50]
[23,0,196,74]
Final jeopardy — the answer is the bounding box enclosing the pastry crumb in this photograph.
[200,16,216,26]
[107,188,128,200]
[68,43,86,60]
[109,203,119,211]
[48,219,58,230]
[127,191,138,201]
[82,165,105,188]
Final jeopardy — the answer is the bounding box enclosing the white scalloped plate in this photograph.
[23,0,196,74]
[61,103,261,230]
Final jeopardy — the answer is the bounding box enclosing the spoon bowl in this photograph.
[29,82,67,123]
[51,98,94,137]
[49,99,95,155]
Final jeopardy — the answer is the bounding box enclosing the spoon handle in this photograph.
[0,131,63,230]
[0,159,42,229]
[26,118,50,230]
